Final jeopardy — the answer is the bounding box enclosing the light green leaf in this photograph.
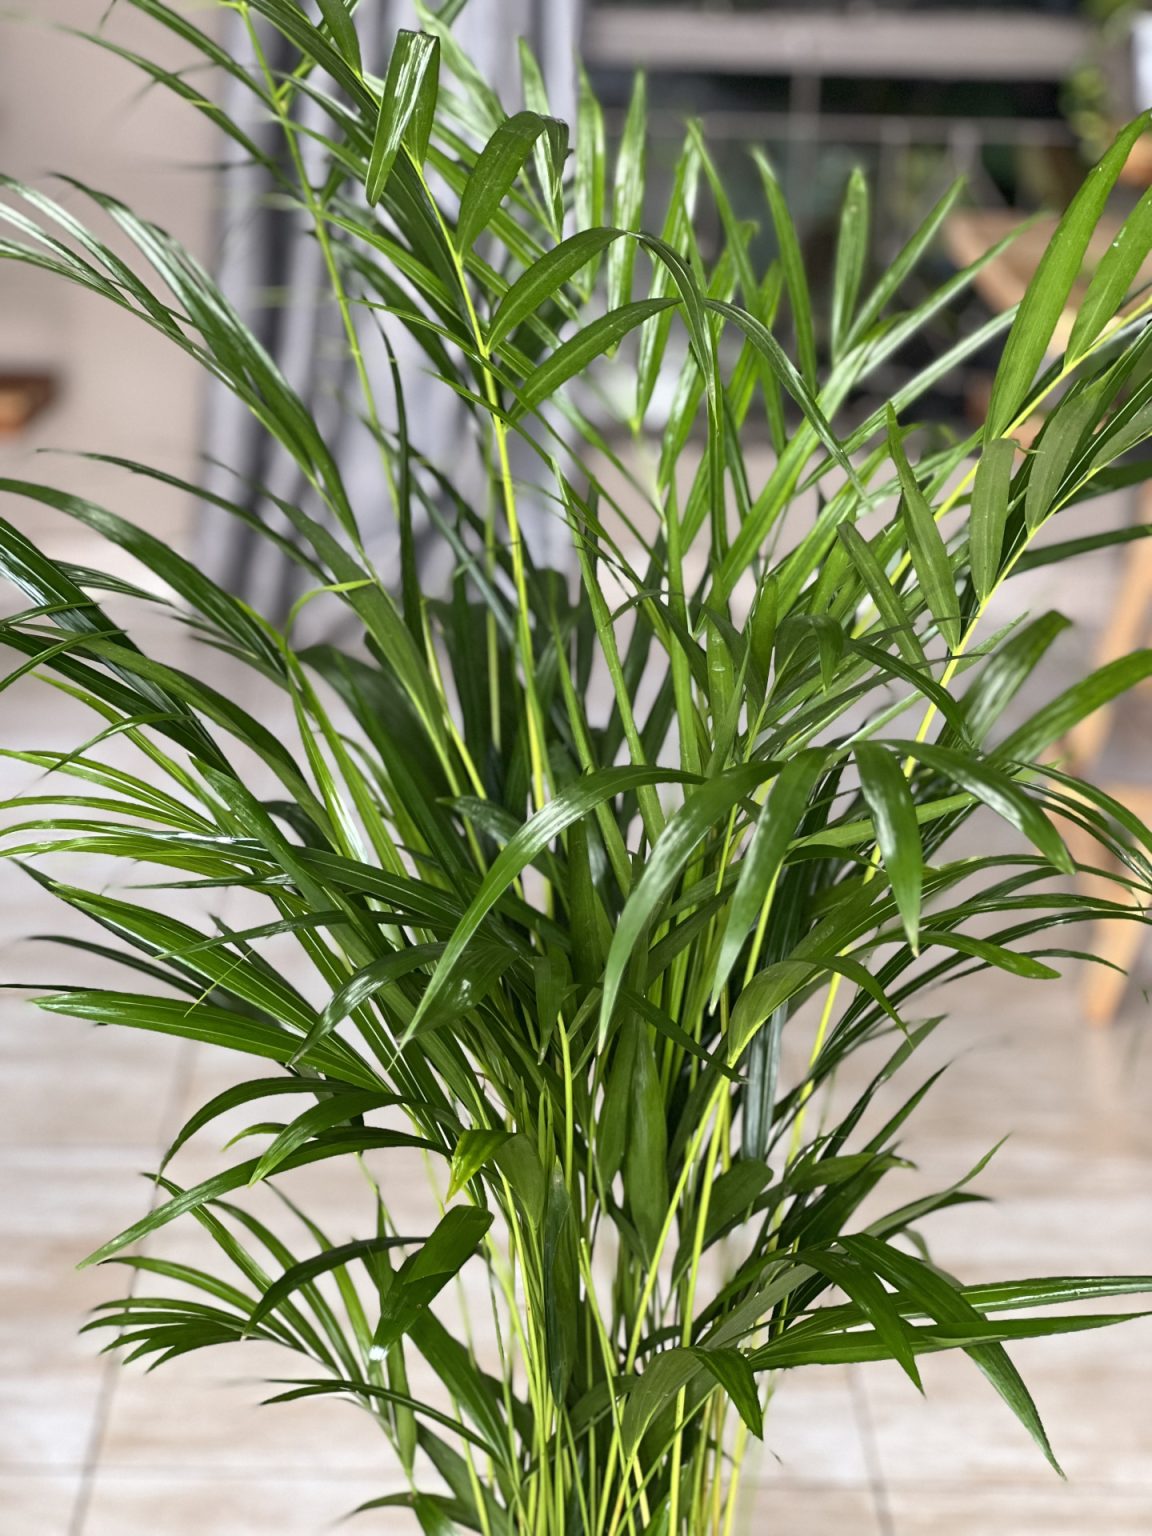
[511,298,679,418]
[575,64,606,261]
[1067,183,1152,359]
[888,409,960,649]
[457,110,548,251]
[831,167,869,360]
[448,1128,512,1198]
[607,72,647,310]
[986,112,1152,439]
[366,31,441,205]
[488,227,622,351]
[755,151,817,388]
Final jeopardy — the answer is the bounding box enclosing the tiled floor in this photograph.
[0,590,1150,1535]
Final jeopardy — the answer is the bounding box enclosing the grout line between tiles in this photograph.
[848,1364,896,1536]
[68,1035,199,1536]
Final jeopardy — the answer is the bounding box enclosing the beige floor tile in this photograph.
[97,1345,394,1476]
[0,1473,81,1535]
[860,1323,1152,1492]
[0,1233,113,1369]
[81,1472,409,1536]
[886,1481,1152,1534]
[0,1149,164,1363]
[0,1148,160,1471]
[742,1480,883,1536]
[0,1146,162,1244]
[82,1470,882,1536]
[0,1013,186,1150]
[1,1281,116,1457]
[893,1181,1152,1281]
[753,1368,875,1486]
[0,1370,104,1471]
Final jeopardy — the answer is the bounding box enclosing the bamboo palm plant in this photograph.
[4,3,1152,1531]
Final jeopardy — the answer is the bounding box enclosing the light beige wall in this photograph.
[0,1,220,565]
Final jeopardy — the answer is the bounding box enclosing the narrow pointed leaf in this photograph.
[856,742,923,951]
[409,765,693,1038]
[601,762,783,1040]
[607,72,647,310]
[838,522,927,666]
[995,651,1152,762]
[888,739,1072,872]
[843,1234,1063,1474]
[488,228,622,351]
[248,1237,414,1333]
[367,31,441,205]
[511,298,679,419]
[888,410,960,648]
[712,750,826,1003]
[372,1207,494,1356]
[755,152,817,388]
[986,112,1152,439]
[448,1129,512,1198]
[457,111,548,251]
[316,0,361,73]
[831,167,869,359]
[688,1347,764,1437]
[969,438,1016,602]
[1067,183,1152,359]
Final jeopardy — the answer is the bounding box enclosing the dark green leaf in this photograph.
[969,438,1016,602]
[856,741,923,951]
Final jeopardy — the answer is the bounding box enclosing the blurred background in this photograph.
[2,3,1152,1535]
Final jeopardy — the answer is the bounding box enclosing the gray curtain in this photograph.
[196,0,581,624]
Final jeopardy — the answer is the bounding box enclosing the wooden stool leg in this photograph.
[1065,529,1152,767]
[1059,793,1151,1028]
[1061,483,1152,1025]
[1082,916,1146,1027]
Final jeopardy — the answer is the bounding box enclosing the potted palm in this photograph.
[2,3,1152,1531]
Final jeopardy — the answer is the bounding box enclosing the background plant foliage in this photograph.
[3,3,1152,1533]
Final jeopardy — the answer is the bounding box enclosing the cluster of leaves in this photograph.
[3,3,1152,1533]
